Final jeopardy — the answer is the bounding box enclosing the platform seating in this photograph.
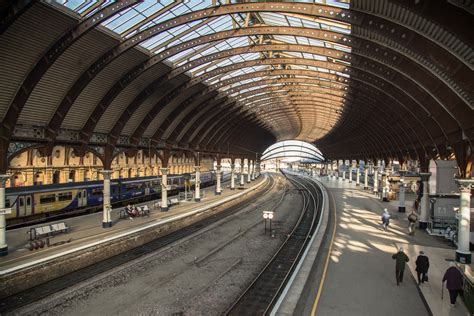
[28,222,69,241]
[119,205,151,219]
[169,198,180,206]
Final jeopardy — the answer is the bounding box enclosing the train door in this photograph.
[77,189,87,207]
[145,183,150,196]
[17,195,33,217]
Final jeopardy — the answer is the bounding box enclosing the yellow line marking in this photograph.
[311,190,337,316]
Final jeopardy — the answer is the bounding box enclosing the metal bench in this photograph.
[28,222,69,241]
[120,205,151,219]
[138,205,150,217]
[169,198,180,206]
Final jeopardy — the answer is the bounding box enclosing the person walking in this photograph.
[443,262,464,307]
[408,204,418,236]
[415,251,429,285]
[392,247,409,285]
[381,208,391,232]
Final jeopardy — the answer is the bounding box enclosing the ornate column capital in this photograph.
[100,169,113,179]
[455,179,474,193]
[194,166,201,172]
[0,175,9,187]
[160,167,169,175]
[419,172,432,181]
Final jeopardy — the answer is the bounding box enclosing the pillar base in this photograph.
[161,206,169,212]
[419,221,428,229]
[215,191,222,195]
[247,180,251,183]
[0,246,8,256]
[364,186,368,190]
[195,197,201,202]
[349,180,352,183]
[230,187,235,190]
[356,183,360,186]
[456,251,472,264]
[382,197,390,202]
[102,221,112,228]
[398,206,406,213]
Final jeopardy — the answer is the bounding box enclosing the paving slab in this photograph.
[302,176,472,316]
[0,177,264,273]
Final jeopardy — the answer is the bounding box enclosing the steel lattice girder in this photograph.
[113,49,457,153]
[36,19,470,149]
[0,1,470,165]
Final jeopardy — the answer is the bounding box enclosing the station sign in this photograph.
[0,208,12,215]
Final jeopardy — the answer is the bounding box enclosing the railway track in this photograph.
[226,171,323,315]
[0,175,277,314]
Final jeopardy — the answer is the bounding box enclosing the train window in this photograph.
[91,189,103,196]
[5,199,10,208]
[19,198,24,207]
[27,197,31,206]
[78,191,82,198]
[40,194,56,204]
[58,192,73,201]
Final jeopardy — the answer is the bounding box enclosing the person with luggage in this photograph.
[381,208,391,232]
[415,251,429,285]
[408,206,418,236]
[392,247,409,285]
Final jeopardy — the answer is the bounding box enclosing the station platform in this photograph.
[293,175,472,316]
[0,176,265,276]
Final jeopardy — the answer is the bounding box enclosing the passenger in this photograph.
[131,204,139,217]
[415,251,429,285]
[381,208,391,232]
[408,208,418,236]
[443,262,464,307]
[392,247,409,286]
[125,204,135,219]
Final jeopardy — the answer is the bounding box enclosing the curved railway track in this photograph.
[226,171,324,315]
[0,175,278,314]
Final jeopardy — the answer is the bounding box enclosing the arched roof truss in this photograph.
[0,0,472,174]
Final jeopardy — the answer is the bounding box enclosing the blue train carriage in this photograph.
[5,181,97,219]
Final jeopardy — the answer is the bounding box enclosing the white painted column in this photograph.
[364,167,369,189]
[230,164,235,190]
[373,167,379,195]
[101,170,113,228]
[382,167,391,202]
[215,165,222,195]
[356,165,360,186]
[398,178,406,213]
[418,172,431,229]
[194,166,201,202]
[455,180,473,264]
[247,161,251,183]
[349,165,353,183]
[0,175,9,256]
[240,163,245,186]
[342,171,346,181]
[336,161,339,179]
[160,168,169,211]
[251,163,255,180]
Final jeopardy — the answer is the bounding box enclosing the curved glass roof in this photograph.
[261,140,324,162]
[57,0,351,142]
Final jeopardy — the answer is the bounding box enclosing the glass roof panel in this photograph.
[54,0,351,142]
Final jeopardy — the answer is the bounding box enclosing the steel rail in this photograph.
[225,171,322,315]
